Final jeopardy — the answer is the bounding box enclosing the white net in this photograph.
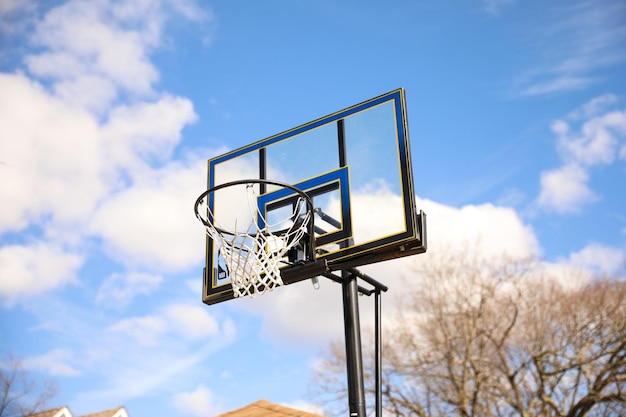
[197,183,312,298]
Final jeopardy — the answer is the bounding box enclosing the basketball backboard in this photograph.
[200,88,426,304]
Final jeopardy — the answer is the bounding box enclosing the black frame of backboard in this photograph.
[202,88,426,305]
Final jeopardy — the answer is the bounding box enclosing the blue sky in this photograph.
[1,0,625,416]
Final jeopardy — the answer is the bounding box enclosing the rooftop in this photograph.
[215,400,324,417]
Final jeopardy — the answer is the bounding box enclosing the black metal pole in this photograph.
[342,270,367,417]
[337,118,347,167]
[337,118,366,415]
[375,289,382,417]
[259,147,266,194]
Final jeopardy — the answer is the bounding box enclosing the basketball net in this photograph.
[196,183,312,298]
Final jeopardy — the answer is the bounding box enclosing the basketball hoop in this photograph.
[194,179,315,298]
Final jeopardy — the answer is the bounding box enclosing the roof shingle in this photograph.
[27,407,71,417]
[215,400,324,417]
[79,407,127,417]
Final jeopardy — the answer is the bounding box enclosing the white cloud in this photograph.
[0,73,104,234]
[165,304,220,340]
[0,242,82,305]
[0,0,34,34]
[23,348,81,376]
[517,75,595,97]
[106,315,167,347]
[65,298,236,411]
[101,95,197,170]
[0,0,229,411]
[25,0,160,104]
[513,0,626,96]
[567,93,618,120]
[536,261,593,291]
[0,0,208,306]
[0,0,30,16]
[167,0,212,23]
[0,75,199,304]
[19,0,213,113]
[417,197,539,259]
[53,75,118,114]
[348,187,406,243]
[482,0,516,16]
[567,243,624,274]
[551,119,569,136]
[173,385,221,417]
[106,302,227,346]
[537,96,626,213]
[558,110,626,166]
[537,164,596,213]
[237,279,345,347]
[96,272,163,309]
[71,336,233,413]
[0,73,199,274]
[89,158,207,272]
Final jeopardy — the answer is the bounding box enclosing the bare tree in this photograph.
[311,253,626,417]
[0,356,57,417]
